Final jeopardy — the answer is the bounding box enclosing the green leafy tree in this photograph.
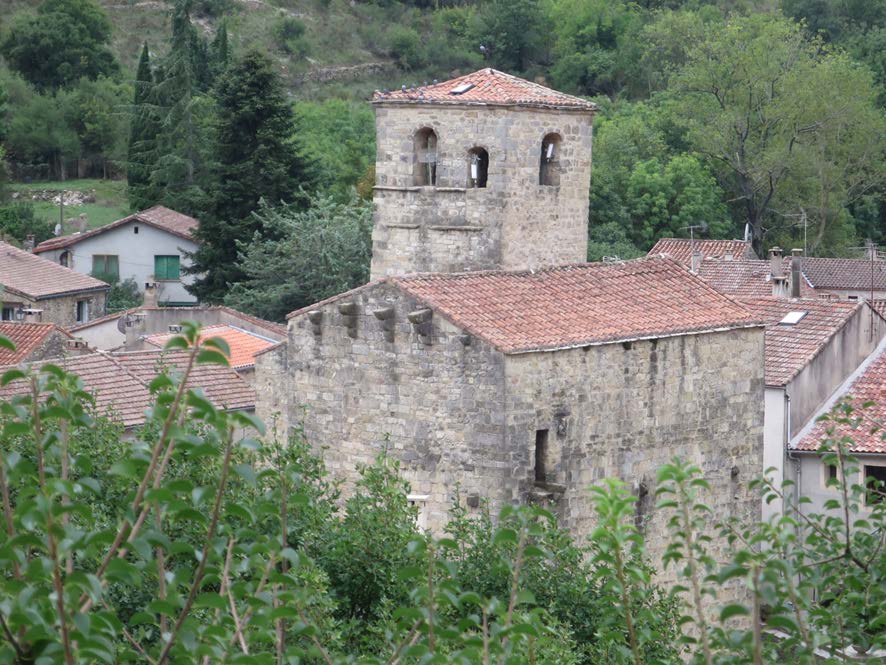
[225,193,372,321]
[190,49,310,303]
[128,42,161,210]
[476,0,550,72]
[0,200,54,245]
[0,0,119,91]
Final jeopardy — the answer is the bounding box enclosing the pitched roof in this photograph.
[68,305,287,337]
[0,349,256,428]
[647,238,757,266]
[695,258,815,299]
[0,322,73,365]
[375,258,759,354]
[793,341,886,454]
[34,205,198,254]
[112,350,255,411]
[0,241,109,299]
[737,298,864,386]
[373,68,597,111]
[0,353,152,428]
[798,257,886,291]
[142,324,278,369]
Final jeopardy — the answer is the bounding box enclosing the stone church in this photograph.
[256,69,765,570]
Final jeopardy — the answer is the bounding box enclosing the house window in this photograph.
[864,465,886,505]
[848,295,859,301]
[468,147,489,188]
[534,429,549,484]
[823,462,839,487]
[414,128,438,186]
[134,226,139,234]
[154,255,181,281]
[407,494,430,531]
[76,299,89,323]
[59,251,70,267]
[92,255,119,281]
[539,133,562,186]
[1,306,15,321]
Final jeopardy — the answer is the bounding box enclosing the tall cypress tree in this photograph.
[187,49,310,303]
[127,42,160,210]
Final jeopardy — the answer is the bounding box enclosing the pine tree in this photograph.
[210,19,230,81]
[127,42,160,210]
[187,49,310,303]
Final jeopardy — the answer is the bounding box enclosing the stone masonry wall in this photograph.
[371,104,593,279]
[13,291,108,328]
[503,328,765,586]
[256,283,516,527]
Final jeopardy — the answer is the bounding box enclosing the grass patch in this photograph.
[10,179,130,231]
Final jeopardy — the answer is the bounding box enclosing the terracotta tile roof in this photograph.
[0,353,152,428]
[799,257,886,291]
[373,68,597,111]
[382,258,761,354]
[647,238,757,266]
[0,322,73,365]
[695,258,815,299]
[793,346,886,454]
[0,241,109,299]
[34,205,198,254]
[68,305,286,337]
[872,300,886,320]
[112,350,255,411]
[142,324,278,369]
[738,298,863,386]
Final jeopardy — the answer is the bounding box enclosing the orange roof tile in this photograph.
[373,68,597,111]
[647,238,757,266]
[142,324,278,369]
[382,258,761,354]
[0,322,73,364]
[0,241,109,299]
[112,350,255,411]
[793,347,886,454]
[738,298,864,386]
[35,205,198,254]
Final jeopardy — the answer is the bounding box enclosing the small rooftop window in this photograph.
[779,311,807,325]
[449,83,475,95]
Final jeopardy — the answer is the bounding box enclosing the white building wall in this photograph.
[40,221,198,304]
[794,452,886,518]
[763,387,787,519]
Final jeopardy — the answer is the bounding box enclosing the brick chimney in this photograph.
[22,308,42,323]
[790,248,803,299]
[690,249,702,274]
[23,235,35,253]
[770,247,788,297]
[143,281,159,308]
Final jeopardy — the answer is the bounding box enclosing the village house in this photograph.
[255,69,767,577]
[648,237,758,267]
[0,321,86,365]
[735,298,886,517]
[33,205,199,306]
[791,339,886,518]
[0,240,109,326]
[68,305,285,381]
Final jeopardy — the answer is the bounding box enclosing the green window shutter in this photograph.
[154,255,180,280]
[92,255,119,281]
[108,255,119,280]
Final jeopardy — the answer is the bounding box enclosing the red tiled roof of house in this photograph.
[373,68,597,111]
[0,322,73,365]
[647,238,757,266]
[696,258,815,299]
[382,258,761,354]
[738,298,864,386]
[112,350,255,411]
[0,241,109,299]
[798,257,886,291]
[142,324,278,369]
[0,353,152,428]
[34,205,198,253]
[793,348,886,454]
[68,305,286,337]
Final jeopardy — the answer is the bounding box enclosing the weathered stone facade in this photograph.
[371,103,593,278]
[2,290,107,328]
[255,282,764,583]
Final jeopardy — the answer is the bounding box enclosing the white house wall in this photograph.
[41,221,198,304]
[762,386,787,519]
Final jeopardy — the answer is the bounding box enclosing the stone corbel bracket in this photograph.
[407,308,433,345]
[307,310,323,337]
[338,302,358,338]
[373,306,395,342]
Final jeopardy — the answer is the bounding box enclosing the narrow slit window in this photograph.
[534,429,549,484]
[468,147,489,188]
[414,128,438,186]
[539,133,562,186]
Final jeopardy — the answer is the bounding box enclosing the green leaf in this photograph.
[196,349,229,366]
[720,604,749,622]
[0,335,14,351]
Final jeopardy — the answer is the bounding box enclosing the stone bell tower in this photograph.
[370,69,596,279]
